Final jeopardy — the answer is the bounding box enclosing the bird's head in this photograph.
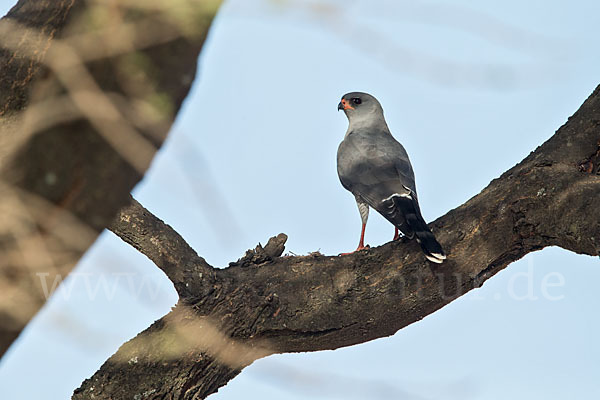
[338,92,384,121]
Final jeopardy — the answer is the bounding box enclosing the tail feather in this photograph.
[393,197,446,263]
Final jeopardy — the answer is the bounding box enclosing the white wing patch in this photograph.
[382,192,411,204]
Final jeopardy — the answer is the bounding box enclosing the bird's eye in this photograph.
[352,98,362,105]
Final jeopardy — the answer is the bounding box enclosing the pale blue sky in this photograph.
[1,0,599,399]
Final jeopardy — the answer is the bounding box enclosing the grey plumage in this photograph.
[337,92,446,263]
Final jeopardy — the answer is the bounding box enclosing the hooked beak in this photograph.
[338,99,354,111]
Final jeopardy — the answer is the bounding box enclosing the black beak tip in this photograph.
[337,102,344,111]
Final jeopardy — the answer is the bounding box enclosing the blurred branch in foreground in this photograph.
[0,0,222,358]
[235,0,567,90]
[171,133,246,249]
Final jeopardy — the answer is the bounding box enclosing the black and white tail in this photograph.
[393,196,446,264]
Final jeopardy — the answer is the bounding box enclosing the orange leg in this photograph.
[393,227,400,241]
[341,223,367,255]
[357,223,367,250]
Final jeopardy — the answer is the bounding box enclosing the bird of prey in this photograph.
[337,92,446,263]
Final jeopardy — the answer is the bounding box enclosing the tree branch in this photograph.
[0,0,221,357]
[74,85,600,399]
[109,196,217,299]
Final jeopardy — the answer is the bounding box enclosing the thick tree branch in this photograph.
[0,0,221,357]
[74,85,600,399]
[110,196,217,299]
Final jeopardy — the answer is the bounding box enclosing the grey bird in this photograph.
[337,92,446,263]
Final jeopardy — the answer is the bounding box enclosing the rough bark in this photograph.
[0,0,221,357]
[74,85,600,399]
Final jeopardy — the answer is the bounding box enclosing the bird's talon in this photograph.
[339,244,369,256]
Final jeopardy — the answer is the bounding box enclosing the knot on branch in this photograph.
[578,140,600,174]
[229,233,288,268]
